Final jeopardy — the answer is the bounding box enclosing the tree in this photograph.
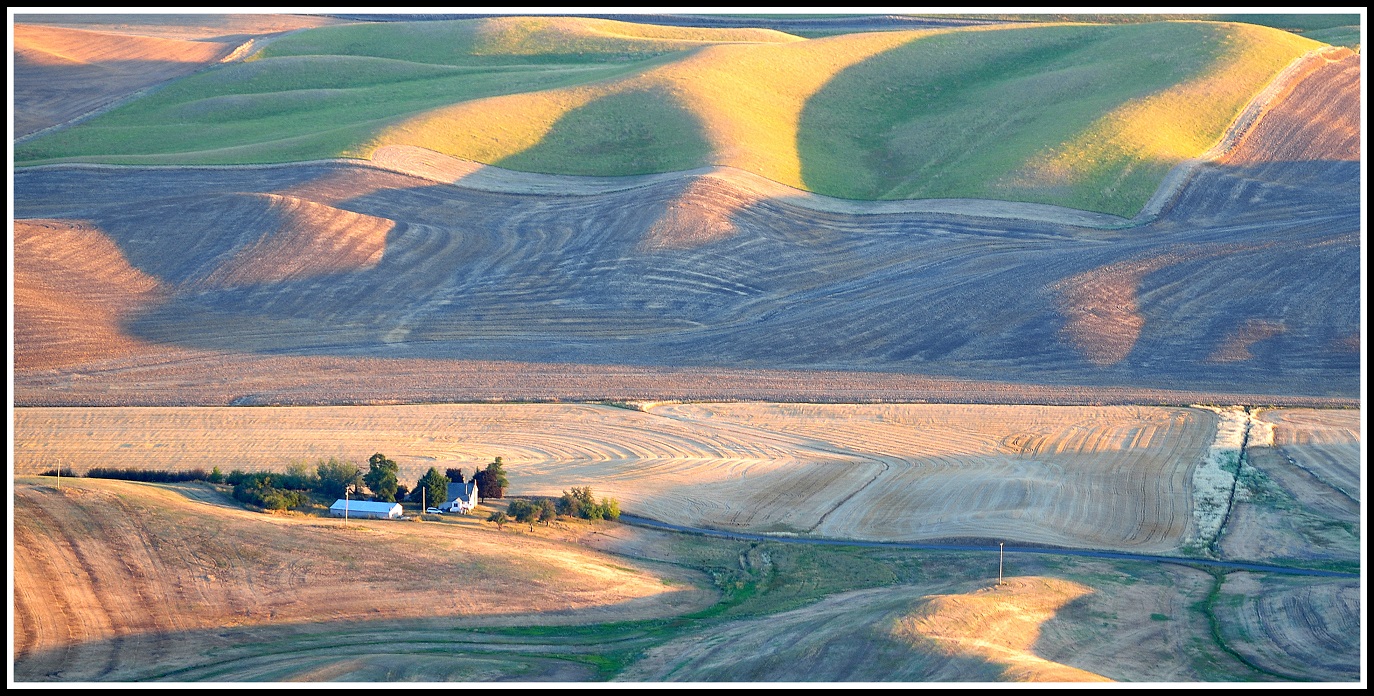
[365,453,400,502]
[417,467,449,510]
[538,498,557,525]
[282,461,318,490]
[556,487,619,521]
[208,466,225,484]
[507,499,539,524]
[445,468,465,483]
[487,511,508,530]
[316,458,363,498]
[600,496,620,521]
[475,457,508,501]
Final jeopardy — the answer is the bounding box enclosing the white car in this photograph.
[425,507,443,514]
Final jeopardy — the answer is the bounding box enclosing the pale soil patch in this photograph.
[17,403,1212,553]
[1209,319,1287,363]
[11,477,712,681]
[1215,572,1361,681]
[892,577,1109,682]
[1052,254,1181,366]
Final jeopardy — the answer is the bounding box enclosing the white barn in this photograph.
[329,499,402,519]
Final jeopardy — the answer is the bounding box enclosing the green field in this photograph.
[15,16,1322,216]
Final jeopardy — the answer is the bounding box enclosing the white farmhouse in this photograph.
[442,480,479,513]
[329,499,403,519]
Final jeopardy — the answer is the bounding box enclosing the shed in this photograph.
[329,499,402,519]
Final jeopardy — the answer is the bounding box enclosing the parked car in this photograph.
[426,507,443,514]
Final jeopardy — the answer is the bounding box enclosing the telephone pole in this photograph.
[999,542,1004,586]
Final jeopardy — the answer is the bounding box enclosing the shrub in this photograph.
[507,499,539,524]
[557,486,619,521]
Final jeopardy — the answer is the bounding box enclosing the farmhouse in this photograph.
[329,499,402,519]
[443,480,479,513]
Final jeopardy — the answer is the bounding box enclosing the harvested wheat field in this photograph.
[15,403,1219,553]
[12,476,712,681]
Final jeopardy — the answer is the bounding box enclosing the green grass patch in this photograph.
[797,21,1316,215]
[1300,25,1361,47]
[14,53,659,166]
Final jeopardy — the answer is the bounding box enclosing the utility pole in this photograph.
[999,542,1004,586]
[345,489,350,525]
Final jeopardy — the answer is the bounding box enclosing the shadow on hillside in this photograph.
[496,85,713,176]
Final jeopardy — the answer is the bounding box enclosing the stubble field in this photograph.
[15,402,1226,553]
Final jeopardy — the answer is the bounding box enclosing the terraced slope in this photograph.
[15,18,1321,216]
[13,403,1217,553]
[13,476,710,681]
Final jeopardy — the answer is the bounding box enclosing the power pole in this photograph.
[999,542,1004,586]
[345,489,350,525]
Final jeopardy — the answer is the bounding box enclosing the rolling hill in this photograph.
[12,43,1360,405]
[14,16,1324,216]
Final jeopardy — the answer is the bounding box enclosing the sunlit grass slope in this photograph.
[15,18,1319,215]
[12,16,799,167]
[799,22,1320,214]
[379,21,1317,215]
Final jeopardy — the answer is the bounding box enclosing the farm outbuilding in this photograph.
[329,499,402,519]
